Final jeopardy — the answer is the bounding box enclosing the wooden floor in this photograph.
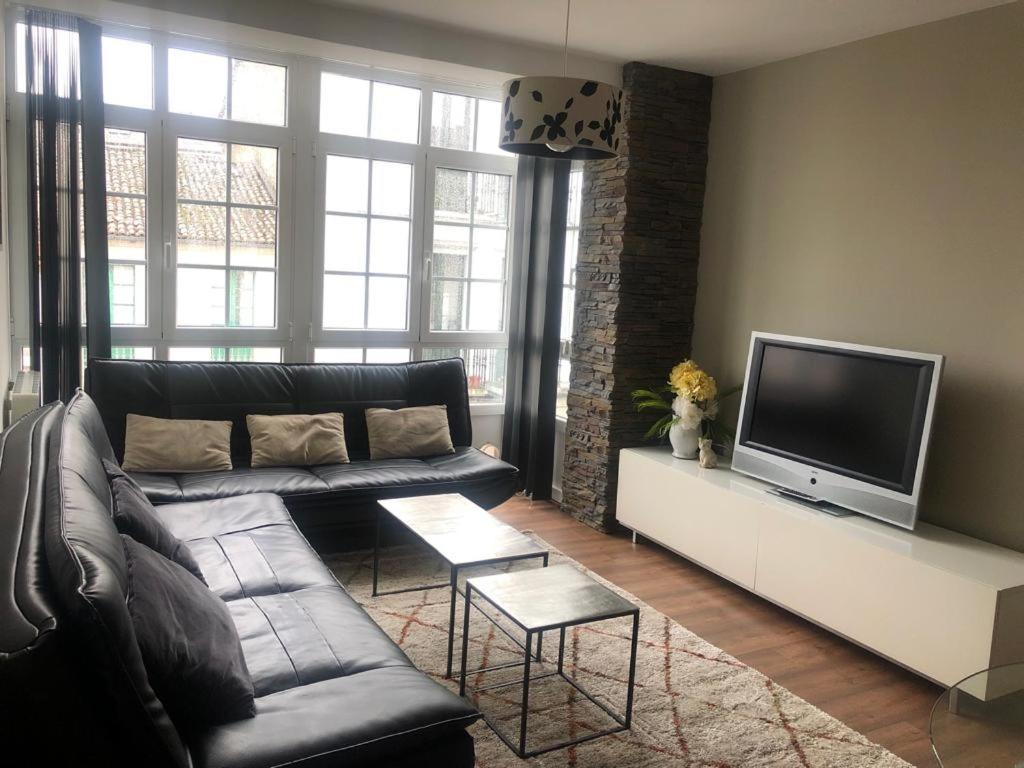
[490,494,941,767]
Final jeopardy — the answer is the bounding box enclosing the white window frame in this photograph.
[5,18,518,411]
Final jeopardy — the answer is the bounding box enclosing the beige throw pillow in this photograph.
[247,413,349,468]
[365,405,455,460]
[122,414,233,473]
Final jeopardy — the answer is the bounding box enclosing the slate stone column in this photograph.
[561,62,713,531]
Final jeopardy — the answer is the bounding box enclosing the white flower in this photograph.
[672,396,703,430]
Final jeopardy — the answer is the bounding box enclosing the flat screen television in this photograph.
[732,333,943,530]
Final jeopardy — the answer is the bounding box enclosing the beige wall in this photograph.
[694,3,1024,551]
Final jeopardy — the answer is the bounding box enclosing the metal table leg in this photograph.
[519,630,533,757]
[371,506,382,597]
[446,565,458,678]
[625,610,639,727]
[459,583,473,696]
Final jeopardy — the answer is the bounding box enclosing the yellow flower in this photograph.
[668,360,718,403]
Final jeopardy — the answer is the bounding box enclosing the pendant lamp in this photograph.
[499,0,622,159]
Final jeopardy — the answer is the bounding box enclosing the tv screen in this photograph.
[739,340,935,493]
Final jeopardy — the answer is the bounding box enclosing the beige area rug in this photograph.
[326,536,912,768]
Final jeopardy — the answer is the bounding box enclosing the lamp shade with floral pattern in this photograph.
[499,76,622,160]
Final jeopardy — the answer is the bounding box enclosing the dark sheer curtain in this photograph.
[26,9,109,403]
[501,156,570,499]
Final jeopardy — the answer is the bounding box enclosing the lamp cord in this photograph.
[563,0,571,77]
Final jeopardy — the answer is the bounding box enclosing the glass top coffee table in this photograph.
[374,493,549,678]
[930,662,1024,767]
[459,564,640,758]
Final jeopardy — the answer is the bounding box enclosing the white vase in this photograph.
[669,422,699,459]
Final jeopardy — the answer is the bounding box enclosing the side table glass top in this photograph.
[930,662,1024,768]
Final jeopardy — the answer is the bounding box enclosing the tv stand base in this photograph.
[767,487,854,517]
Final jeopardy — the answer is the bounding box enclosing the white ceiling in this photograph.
[314,0,1013,75]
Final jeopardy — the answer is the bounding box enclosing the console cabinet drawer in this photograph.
[617,450,759,588]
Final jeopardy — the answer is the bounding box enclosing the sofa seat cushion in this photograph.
[191,666,480,768]
[132,447,517,508]
[229,585,410,697]
[154,494,338,602]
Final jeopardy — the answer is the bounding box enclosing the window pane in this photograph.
[231,144,277,205]
[102,37,152,109]
[229,347,281,362]
[464,348,506,402]
[369,219,409,275]
[564,233,578,286]
[326,156,368,214]
[475,98,504,155]
[110,264,146,326]
[320,73,369,136]
[177,204,226,265]
[111,346,154,360]
[323,274,365,329]
[430,279,465,330]
[168,347,226,362]
[231,59,286,126]
[365,348,410,363]
[370,161,411,218]
[471,227,506,280]
[178,139,227,202]
[567,169,584,229]
[366,276,407,329]
[107,196,146,261]
[561,286,575,341]
[177,268,225,326]
[433,168,471,224]
[432,225,469,278]
[324,214,366,272]
[468,282,502,331]
[422,347,506,402]
[315,348,363,363]
[474,173,510,226]
[230,208,277,268]
[431,92,474,150]
[105,128,146,195]
[169,49,227,119]
[228,270,275,327]
[369,82,420,144]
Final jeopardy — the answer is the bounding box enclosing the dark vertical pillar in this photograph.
[562,62,713,531]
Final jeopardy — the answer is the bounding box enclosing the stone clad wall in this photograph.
[561,62,713,531]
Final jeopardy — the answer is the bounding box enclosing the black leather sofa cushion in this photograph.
[134,447,517,505]
[191,666,479,768]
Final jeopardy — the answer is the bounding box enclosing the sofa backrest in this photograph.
[43,391,189,768]
[86,358,474,465]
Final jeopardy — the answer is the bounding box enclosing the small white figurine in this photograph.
[698,438,718,469]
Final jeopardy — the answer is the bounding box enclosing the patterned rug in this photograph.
[326,535,912,768]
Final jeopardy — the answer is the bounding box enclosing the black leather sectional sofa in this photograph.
[1,359,520,766]
[87,357,518,546]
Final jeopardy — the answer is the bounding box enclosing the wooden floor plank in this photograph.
[490,494,941,767]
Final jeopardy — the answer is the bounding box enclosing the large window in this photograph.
[7,22,516,404]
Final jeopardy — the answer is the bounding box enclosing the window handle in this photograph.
[163,242,172,271]
[425,256,432,284]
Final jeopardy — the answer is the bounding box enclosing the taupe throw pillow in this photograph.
[247,413,349,467]
[122,414,233,473]
[365,405,455,460]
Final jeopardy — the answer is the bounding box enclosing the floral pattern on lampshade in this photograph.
[499,76,622,160]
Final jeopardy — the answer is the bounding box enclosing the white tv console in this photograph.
[616,447,1024,687]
